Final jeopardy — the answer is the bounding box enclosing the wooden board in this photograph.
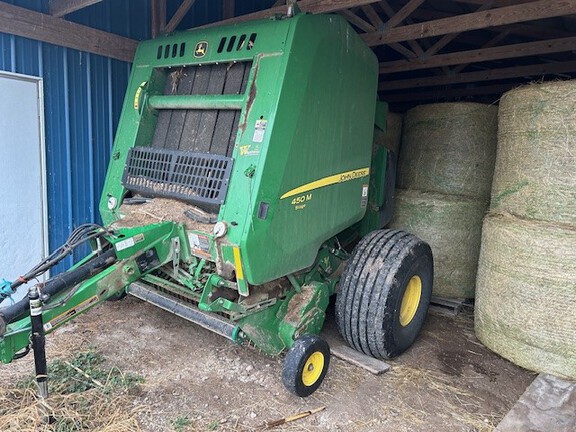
[321,320,391,375]
[496,374,576,432]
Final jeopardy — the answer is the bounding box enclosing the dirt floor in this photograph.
[0,297,535,431]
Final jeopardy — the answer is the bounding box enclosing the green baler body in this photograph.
[100,13,378,286]
[0,13,387,363]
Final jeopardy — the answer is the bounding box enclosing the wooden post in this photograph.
[151,0,166,38]
[222,0,235,20]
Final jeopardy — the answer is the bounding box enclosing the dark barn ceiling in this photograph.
[1,0,575,111]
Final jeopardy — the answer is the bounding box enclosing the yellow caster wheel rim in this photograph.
[302,351,325,386]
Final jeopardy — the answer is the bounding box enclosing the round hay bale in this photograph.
[389,189,488,298]
[475,213,576,379]
[491,80,576,224]
[397,102,498,198]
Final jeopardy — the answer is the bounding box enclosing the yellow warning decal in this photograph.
[280,167,370,200]
[233,246,244,281]
[133,81,147,110]
[43,295,99,332]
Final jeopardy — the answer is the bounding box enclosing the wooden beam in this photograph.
[379,36,576,74]
[360,5,416,58]
[363,0,576,47]
[195,0,379,29]
[411,8,576,40]
[378,0,424,56]
[0,2,137,62]
[48,0,101,17]
[165,0,197,34]
[339,9,375,33]
[151,0,167,38]
[423,1,493,57]
[451,30,511,74]
[381,83,515,103]
[222,0,235,19]
[383,0,424,30]
[452,0,535,6]
[378,61,576,91]
[361,4,384,28]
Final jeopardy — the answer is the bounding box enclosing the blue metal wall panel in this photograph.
[168,0,275,30]
[0,0,151,271]
[1,0,273,272]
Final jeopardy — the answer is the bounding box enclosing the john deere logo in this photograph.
[194,41,208,58]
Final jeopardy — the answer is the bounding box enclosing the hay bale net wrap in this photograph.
[397,102,498,198]
[491,80,576,224]
[388,189,488,298]
[475,212,576,379]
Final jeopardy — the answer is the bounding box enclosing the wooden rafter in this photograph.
[151,0,167,38]
[379,0,424,56]
[382,0,425,30]
[339,9,375,33]
[361,4,383,28]
[450,30,511,74]
[222,0,235,19]
[423,2,493,58]
[379,36,576,74]
[195,0,379,29]
[378,61,576,91]
[358,4,416,58]
[48,0,102,17]
[381,83,515,102]
[452,0,535,7]
[0,1,137,62]
[165,0,198,33]
[410,8,576,41]
[363,0,576,47]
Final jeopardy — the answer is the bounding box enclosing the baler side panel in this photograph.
[237,15,379,284]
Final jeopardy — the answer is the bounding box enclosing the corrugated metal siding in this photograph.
[0,0,149,271]
[0,0,272,272]
[169,0,276,30]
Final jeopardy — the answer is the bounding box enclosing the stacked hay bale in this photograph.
[475,81,576,379]
[390,103,498,299]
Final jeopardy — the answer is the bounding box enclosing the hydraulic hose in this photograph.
[0,249,117,337]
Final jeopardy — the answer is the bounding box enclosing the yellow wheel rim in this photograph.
[399,275,422,327]
[302,351,325,387]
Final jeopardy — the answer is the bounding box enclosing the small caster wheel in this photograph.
[282,334,330,397]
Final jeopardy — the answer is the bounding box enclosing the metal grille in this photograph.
[122,147,233,205]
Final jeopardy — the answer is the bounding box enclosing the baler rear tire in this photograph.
[335,229,433,359]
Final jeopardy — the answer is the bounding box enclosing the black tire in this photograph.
[336,229,433,359]
[282,335,330,397]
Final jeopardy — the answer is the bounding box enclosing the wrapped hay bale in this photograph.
[398,102,498,198]
[475,213,576,379]
[491,81,576,224]
[389,189,488,298]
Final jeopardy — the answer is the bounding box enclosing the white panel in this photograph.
[0,72,47,305]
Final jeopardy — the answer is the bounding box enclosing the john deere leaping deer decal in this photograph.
[194,41,208,58]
